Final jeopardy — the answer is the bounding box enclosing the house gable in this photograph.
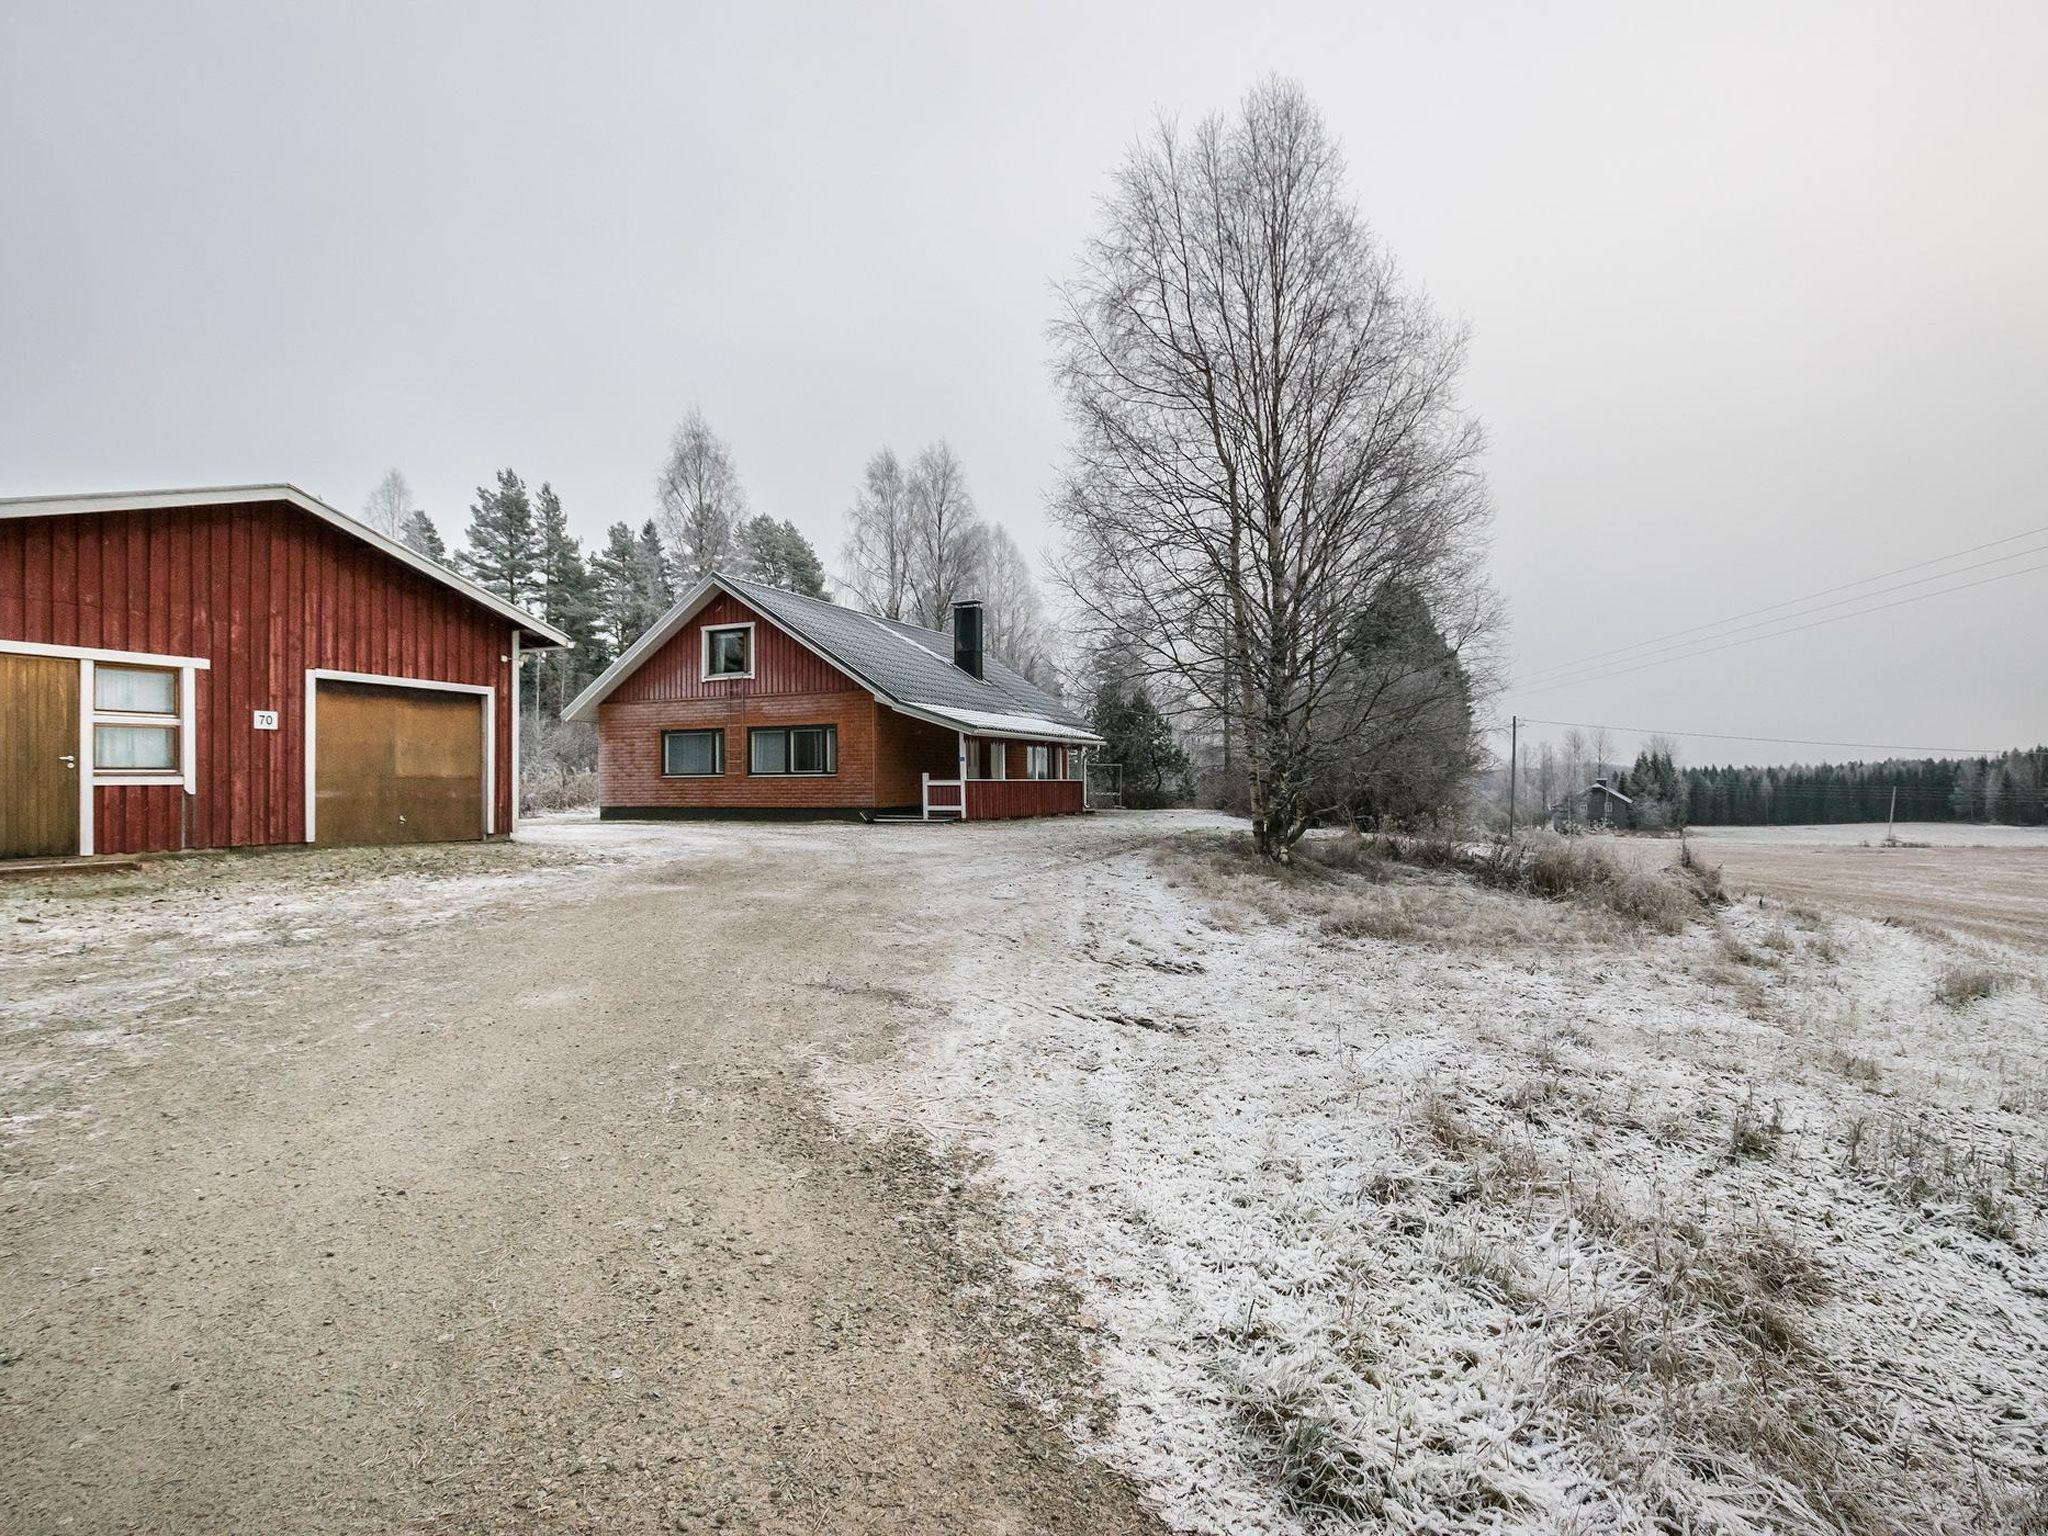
[609,592,864,705]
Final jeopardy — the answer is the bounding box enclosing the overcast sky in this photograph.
[4,2,2043,766]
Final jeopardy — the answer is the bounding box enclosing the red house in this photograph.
[563,573,1103,820]
[0,485,567,860]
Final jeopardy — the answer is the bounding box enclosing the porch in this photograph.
[917,732,1087,821]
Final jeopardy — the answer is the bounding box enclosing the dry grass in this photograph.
[1154,828,1723,954]
[1843,1112,2041,1242]
[1934,963,2008,1009]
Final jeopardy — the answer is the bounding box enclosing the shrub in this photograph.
[1934,964,2006,1009]
[1521,835,1698,934]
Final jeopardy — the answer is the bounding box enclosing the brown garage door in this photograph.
[0,653,81,859]
[313,680,485,847]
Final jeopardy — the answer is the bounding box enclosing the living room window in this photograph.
[748,725,836,776]
[661,728,724,777]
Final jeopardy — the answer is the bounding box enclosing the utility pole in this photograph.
[1886,784,1897,845]
[1507,715,1518,838]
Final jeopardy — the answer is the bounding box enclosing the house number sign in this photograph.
[253,710,280,731]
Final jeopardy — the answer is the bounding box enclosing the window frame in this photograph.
[747,724,837,777]
[1026,744,1052,780]
[89,663,182,782]
[700,622,756,681]
[660,727,725,778]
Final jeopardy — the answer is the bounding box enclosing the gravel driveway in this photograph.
[0,816,1166,1535]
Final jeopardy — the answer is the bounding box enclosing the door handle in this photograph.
[57,754,77,768]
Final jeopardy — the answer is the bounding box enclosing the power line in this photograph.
[1511,521,2048,686]
[1511,540,2048,687]
[1504,557,2048,700]
[1510,716,2011,756]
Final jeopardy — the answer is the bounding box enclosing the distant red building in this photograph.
[0,485,566,859]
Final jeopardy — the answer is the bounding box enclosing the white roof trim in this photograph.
[0,483,570,646]
[562,573,726,721]
[888,702,1105,746]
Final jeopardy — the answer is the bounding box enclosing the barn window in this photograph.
[661,728,724,777]
[1026,745,1052,779]
[702,624,754,679]
[749,725,836,775]
[95,665,177,714]
[91,665,180,775]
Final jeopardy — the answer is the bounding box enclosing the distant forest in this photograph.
[1648,747,2048,826]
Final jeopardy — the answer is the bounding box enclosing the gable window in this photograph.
[661,728,724,777]
[702,623,754,680]
[92,664,180,773]
[749,724,836,776]
[1026,744,1052,780]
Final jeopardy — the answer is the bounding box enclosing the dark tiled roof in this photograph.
[718,574,1091,731]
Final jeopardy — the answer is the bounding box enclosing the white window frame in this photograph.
[1026,744,1051,780]
[0,639,210,858]
[700,622,755,681]
[91,663,184,781]
[987,740,1007,780]
[303,669,496,843]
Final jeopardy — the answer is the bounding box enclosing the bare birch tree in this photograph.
[840,447,915,620]
[656,408,746,580]
[976,523,1058,685]
[360,468,413,539]
[1051,78,1494,858]
[904,441,985,630]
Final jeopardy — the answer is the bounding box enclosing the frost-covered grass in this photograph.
[828,824,2048,1535]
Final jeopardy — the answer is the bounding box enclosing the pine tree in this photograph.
[457,469,541,606]
[733,514,828,597]
[398,508,449,564]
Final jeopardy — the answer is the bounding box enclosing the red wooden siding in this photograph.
[611,593,855,703]
[1,501,518,854]
[964,779,1085,819]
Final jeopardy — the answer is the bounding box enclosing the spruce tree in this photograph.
[636,520,675,628]
[398,508,449,564]
[457,469,541,606]
[590,522,646,653]
[1091,682,1191,808]
[532,482,603,714]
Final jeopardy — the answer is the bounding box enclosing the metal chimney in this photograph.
[951,599,985,679]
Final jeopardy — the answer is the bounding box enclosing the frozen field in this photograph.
[1688,821,2048,849]
[5,813,2045,1535]
[1617,824,2048,950]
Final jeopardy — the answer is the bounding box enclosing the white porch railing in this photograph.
[922,774,966,821]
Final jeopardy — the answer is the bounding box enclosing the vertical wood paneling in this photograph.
[611,593,860,704]
[1,499,523,854]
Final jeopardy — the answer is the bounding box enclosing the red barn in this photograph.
[0,485,567,860]
[564,572,1103,820]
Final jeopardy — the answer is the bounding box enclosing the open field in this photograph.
[1626,824,2048,950]
[5,813,2045,1535]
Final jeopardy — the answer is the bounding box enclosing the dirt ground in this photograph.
[1638,824,2048,951]
[0,816,1172,1536]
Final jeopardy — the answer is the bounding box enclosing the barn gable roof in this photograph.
[562,571,1102,745]
[0,483,569,646]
